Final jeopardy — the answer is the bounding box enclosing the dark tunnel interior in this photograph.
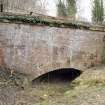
[32,68,82,84]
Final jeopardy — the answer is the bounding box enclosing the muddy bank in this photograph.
[0,66,105,105]
[0,67,76,105]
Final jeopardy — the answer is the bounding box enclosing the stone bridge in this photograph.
[0,13,105,80]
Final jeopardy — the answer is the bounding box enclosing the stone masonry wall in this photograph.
[0,22,104,79]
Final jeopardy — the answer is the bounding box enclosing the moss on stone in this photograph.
[0,12,105,31]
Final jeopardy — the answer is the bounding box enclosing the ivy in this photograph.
[0,13,104,32]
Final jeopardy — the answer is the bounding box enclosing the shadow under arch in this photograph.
[32,68,82,84]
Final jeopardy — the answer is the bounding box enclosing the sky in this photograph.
[76,0,92,22]
[45,0,57,17]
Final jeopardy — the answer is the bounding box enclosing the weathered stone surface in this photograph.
[0,22,104,80]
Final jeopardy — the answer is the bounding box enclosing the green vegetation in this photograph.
[0,13,90,29]
[66,0,76,16]
[57,0,67,16]
[57,0,76,17]
[92,0,104,24]
[102,36,105,64]
[0,13,105,32]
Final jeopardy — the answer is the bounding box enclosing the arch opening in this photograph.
[32,68,82,84]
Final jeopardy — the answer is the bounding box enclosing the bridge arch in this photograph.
[32,68,82,83]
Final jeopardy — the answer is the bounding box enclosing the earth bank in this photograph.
[0,66,105,105]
